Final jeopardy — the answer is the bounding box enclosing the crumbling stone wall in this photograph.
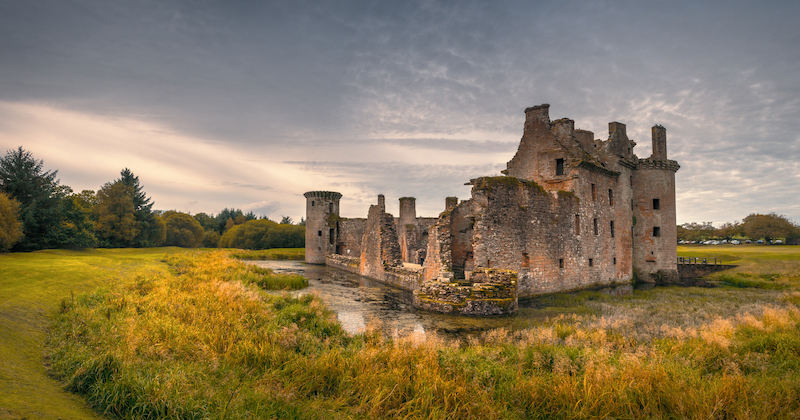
[337,218,367,257]
[360,202,403,282]
[304,103,680,316]
[414,268,517,316]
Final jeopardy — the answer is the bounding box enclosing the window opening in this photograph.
[653,227,661,237]
[613,257,617,265]
[311,200,315,206]
[318,230,322,236]
[609,189,614,206]
[329,203,334,212]
[610,221,615,237]
[589,258,593,267]
[591,184,596,201]
[329,228,335,244]
[559,258,564,268]
[556,158,564,176]
[593,218,598,235]
[522,253,530,269]
[653,198,660,210]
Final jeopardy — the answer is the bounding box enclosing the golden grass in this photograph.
[44,247,800,419]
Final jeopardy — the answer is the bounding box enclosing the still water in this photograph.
[248,260,636,340]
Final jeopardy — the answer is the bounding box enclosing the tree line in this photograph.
[677,213,800,244]
[0,147,304,252]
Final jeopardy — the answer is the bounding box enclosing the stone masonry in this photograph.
[304,104,680,315]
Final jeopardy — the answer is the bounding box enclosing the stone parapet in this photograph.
[637,158,680,172]
[326,254,360,274]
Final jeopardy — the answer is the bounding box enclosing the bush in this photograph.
[219,219,304,249]
[201,230,220,248]
[162,211,204,248]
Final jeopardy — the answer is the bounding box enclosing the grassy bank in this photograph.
[0,248,189,420]
[39,246,800,419]
[0,248,306,419]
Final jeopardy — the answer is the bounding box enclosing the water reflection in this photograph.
[248,260,636,340]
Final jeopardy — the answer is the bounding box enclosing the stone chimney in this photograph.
[651,125,667,160]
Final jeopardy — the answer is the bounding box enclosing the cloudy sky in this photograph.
[1,0,798,225]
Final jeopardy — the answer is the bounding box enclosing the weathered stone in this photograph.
[304,104,681,316]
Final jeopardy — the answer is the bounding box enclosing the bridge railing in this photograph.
[677,257,721,265]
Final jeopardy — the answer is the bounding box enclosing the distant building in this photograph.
[305,104,680,315]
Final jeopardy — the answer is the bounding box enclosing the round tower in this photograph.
[304,191,342,264]
[631,126,680,282]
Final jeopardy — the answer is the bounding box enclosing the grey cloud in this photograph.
[1,0,799,224]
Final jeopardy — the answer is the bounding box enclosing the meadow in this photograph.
[2,245,799,419]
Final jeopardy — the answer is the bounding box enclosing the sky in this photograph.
[1,0,798,225]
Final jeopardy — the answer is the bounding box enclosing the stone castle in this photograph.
[305,104,680,315]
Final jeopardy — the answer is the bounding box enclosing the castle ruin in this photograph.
[305,104,680,315]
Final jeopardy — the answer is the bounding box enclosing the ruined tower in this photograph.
[303,191,342,264]
[631,125,680,282]
[398,197,417,263]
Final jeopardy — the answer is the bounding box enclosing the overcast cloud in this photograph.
[1,0,798,224]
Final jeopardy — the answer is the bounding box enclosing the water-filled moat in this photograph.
[249,260,637,340]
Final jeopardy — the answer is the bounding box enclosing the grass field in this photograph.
[0,248,187,420]
[3,245,800,418]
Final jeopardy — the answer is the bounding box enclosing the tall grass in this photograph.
[228,247,304,261]
[46,249,800,419]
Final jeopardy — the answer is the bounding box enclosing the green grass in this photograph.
[0,247,192,420]
[4,245,800,418]
[227,248,304,260]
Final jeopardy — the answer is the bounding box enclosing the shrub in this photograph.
[219,219,304,249]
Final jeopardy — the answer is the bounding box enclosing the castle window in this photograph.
[556,158,564,176]
[653,198,660,210]
[329,228,335,244]
[653,227,661,237]
[311,200,315,206]
[329,203,334,212]
[609,189,614,206]
[630,176,633,186]
[591,184,596,201]
[559,258,564,268]
[589,258,593,267]
[593,218,598,235]
[522,253,530,269]
[318,230,322,236]
[575,215,580,235]
[610,220,615,237]
[613,257,617,265]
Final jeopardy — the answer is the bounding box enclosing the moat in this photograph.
[249,260,641,340]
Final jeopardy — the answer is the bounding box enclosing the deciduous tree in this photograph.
[0,192,24,252]
[94,182,140,247]
[741,213,799,243]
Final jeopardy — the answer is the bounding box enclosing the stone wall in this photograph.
[337,218,367,258]
[326,254,361,274]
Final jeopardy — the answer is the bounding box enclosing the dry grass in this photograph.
[43,247,800,419]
